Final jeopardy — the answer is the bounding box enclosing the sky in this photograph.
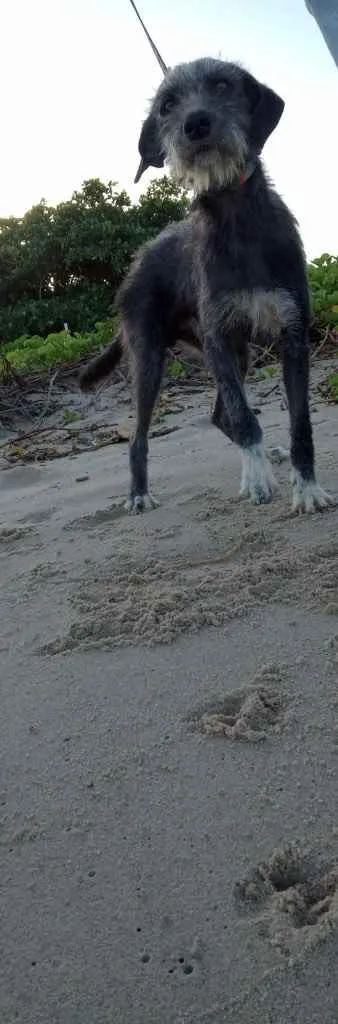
[1,0,337,258]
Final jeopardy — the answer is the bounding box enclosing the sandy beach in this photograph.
[1,362,338,1023]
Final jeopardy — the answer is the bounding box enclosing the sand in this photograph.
[1,363,338,1023]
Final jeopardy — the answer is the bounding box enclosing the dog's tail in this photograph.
[79,331,124,391]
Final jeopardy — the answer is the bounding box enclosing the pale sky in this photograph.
[1,0,337,258]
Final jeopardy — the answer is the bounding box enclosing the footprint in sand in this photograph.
[234,837,338,962]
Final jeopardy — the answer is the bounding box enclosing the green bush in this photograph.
[1,318,116,373]
[326,371,338,402]
[0,177,189,342]
[308,254,338,327]
[167,357,187,380]
[0,283,114,343]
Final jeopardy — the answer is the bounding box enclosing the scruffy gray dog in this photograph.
[80,57,332,515]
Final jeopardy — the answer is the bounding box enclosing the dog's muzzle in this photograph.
[183,110,211,141]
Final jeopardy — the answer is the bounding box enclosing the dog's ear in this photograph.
[134,114,165,184]
[243,72,285,152]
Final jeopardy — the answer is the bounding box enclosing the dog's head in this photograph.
[135,58,284,192]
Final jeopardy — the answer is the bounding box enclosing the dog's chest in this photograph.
[193,211,297,337]
[222,288,298,337]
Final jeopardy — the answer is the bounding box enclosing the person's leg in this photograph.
[305,0,338,65]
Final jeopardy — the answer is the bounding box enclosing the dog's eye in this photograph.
[205,74,233,95]
[159,94,176,117]
[215,78,231,93]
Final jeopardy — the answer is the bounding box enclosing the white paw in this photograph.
[125,492,160,514]
[291,470,334,513]
[240,443,277,505]
[268,446,290,464]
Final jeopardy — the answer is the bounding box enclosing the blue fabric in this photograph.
[306,0,338,65]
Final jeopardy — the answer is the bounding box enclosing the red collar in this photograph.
[239,162,256,187]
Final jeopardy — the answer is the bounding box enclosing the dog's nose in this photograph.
[183,111,211,141]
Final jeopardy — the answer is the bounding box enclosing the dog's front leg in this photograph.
[282,329,333,513]
[205,333,276,504]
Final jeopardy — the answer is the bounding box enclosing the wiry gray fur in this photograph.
[80,57,332,514]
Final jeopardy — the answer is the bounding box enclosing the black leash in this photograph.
[128,0,168,74]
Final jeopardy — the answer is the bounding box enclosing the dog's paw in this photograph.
[125,492,160,514]
[240,444,277,505]
[291,472,334,514]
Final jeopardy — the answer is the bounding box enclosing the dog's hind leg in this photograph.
[125,340,165,513]
[282,330,333,512]
[205,332,276,504]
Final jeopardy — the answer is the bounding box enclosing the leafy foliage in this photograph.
[2,319,116,373]
[327,373,338,402]
[0,284,114,342]
[308,254,338,327]
[167,357,188,380]
[0,178,189,342]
